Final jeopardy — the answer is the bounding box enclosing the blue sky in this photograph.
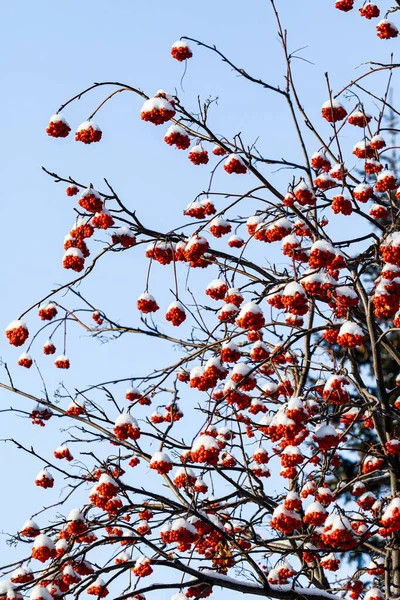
[0,0,398,588]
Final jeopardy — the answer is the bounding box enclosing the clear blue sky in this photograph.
[0,0,398,584]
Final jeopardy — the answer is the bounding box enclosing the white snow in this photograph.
[321,99,344,109]
[115,413,138,427]
[283,282,306,297]
[141,97,174,114]
[49,114,69,125]
[191,435,219,451]
[33,534,55,550]
[30,586,52,600]
[76,120,101,132]
[67,508,84,522]
[6,320,27,332]
[63,247,83,259]
[150,451,171,464]
[311,240,335,254]
[80,187,100,199]
[167,300,185,311]
[238,301,263,315]
[338,320,364,336]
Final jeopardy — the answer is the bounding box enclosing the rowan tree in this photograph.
[2,2,400,600]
